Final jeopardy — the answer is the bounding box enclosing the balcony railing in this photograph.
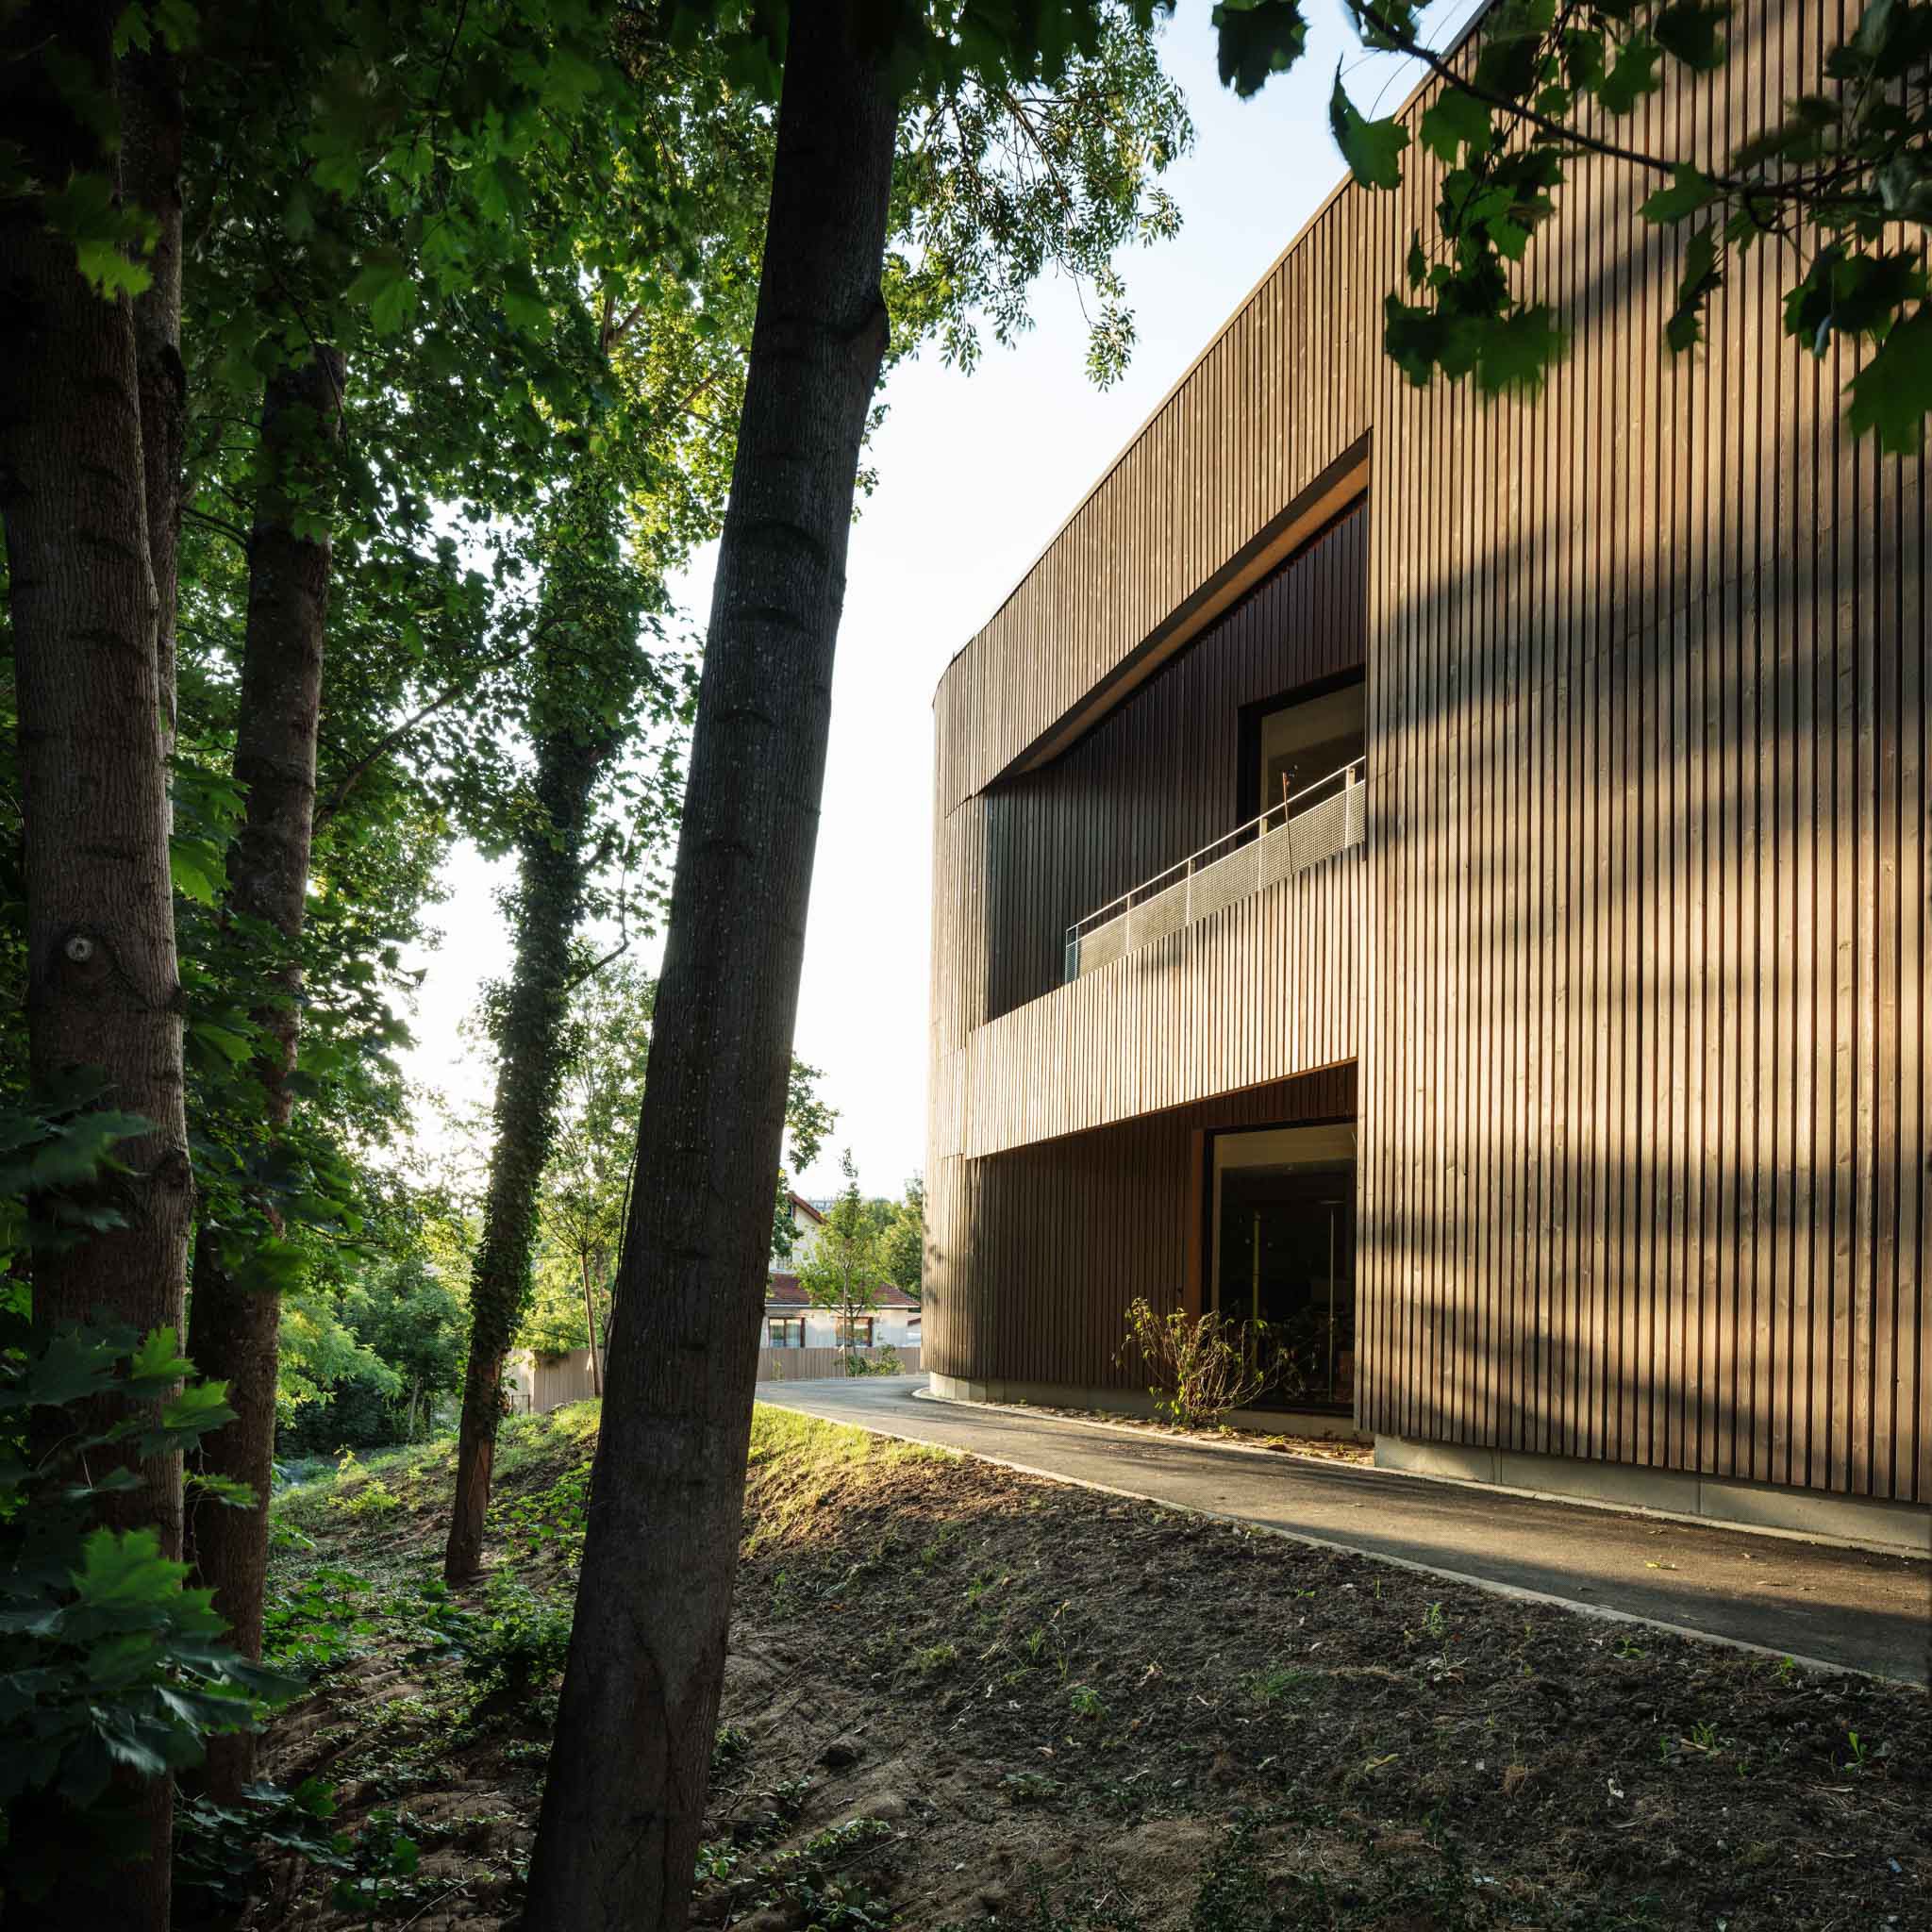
[1063,758,1366,983]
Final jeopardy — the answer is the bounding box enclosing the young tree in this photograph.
[539,961,657,1392]
[799,1151,893,1354]
[880,1173,925,1298]
[525,2,1190,1921]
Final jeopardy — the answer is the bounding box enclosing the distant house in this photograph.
[763,1273,921,1353]
[776,1191,824,1270]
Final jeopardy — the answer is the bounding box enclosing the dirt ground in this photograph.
[232,1404,1930,1932]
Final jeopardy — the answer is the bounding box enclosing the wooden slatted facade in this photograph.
[925,0,1927,1504]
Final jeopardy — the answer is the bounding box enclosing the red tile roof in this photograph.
[764,1273,919,1310]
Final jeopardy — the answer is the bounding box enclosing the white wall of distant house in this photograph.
[763,1307,922,1351]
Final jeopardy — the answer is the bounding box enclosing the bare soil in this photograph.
[236,1405,1929,1932]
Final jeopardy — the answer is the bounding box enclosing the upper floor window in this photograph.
[1245,674,1366,821]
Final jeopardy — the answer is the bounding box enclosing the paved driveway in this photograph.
[757,1375,1932,1686]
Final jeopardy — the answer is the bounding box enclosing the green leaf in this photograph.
[1596,33,1663,113]
[1667,226,1724,350]
[1475,304,1567,395]
[1846,304,1932,454]
[126,1325,194,1391]
[169,836,225,906]
[1329,71,1409,191]
[1419,87,1491,165]
[1653,0,1731,71]
[344,251,418,336]
[190,1022,254,1065]
[1212,0,1311,98]
[1640,165,1721,225]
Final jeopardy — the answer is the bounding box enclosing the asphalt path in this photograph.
[756,1375,1932,1686]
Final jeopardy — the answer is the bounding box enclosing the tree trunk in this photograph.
[120,42,185,757]
[187,347,345,1801]
[0,7,192,1924]
[522,7,900,1924]
[443,724,608,1582]
[579,1250,604,1394]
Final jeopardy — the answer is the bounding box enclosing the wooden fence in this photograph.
[756,1345,921,1383]
[509,1343,920,1413]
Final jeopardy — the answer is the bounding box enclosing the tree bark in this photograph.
[443,724,608,1582]
[187,347,345,1802]
[0,6,192,1924]
[522,5,900,1923]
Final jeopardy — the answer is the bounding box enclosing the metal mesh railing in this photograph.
[1063,758,1365,982]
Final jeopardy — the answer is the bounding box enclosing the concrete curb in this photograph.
[781,1394,1926,1688]
[912,1386,1932,1563]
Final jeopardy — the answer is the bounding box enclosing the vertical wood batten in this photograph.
[925,1,1926,1502]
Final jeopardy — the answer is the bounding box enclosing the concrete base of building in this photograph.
[924,1371,1372,1443]
[1374,1436,1932,1557]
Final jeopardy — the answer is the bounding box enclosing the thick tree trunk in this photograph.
[187,348,345,1801]
[522,7,900,1924]
[443,725,608,1582]
[0,7,192,1924]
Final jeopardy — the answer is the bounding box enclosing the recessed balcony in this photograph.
[1063,758,1366,982]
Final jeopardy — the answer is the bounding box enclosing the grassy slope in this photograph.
[247,1405,1929,1932]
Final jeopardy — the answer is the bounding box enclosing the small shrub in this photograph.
[1117,1298,1278,1430]
[1068,1683,1106,1719]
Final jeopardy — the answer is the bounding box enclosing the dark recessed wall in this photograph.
[981,500,1368,1021]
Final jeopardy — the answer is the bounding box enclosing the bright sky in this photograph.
[400,5,1453,1200]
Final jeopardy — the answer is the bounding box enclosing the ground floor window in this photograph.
[835,1317,874,1347]
[1208,1120,1356,1409]
[768,1317,806,1347]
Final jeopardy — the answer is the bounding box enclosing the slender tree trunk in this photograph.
[579,1250,604,1393]
[187,347,345,1801]
[0,8,191,1925]
[120,42,185,758]
[443,725,608,1581]
[523,8,900,1924]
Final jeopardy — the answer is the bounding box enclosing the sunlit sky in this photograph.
[399,4,1457,1198]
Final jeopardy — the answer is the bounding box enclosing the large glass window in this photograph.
[768,1317,806,1348]
[1208,1122,1356,1409]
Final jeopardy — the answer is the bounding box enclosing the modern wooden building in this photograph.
[924,2,1927,1548]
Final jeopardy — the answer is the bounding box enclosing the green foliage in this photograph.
[1217,0,1932,449]
[879,1174,925,1296]
[175,1776,358,1918]
[0,1324,298,1901]
[0,1076,154,1262]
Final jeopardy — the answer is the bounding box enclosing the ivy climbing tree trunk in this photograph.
[0,6,192,1926]
[442,721,608,1582]
[187,346,346,1802]
[522,4,901,1922]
